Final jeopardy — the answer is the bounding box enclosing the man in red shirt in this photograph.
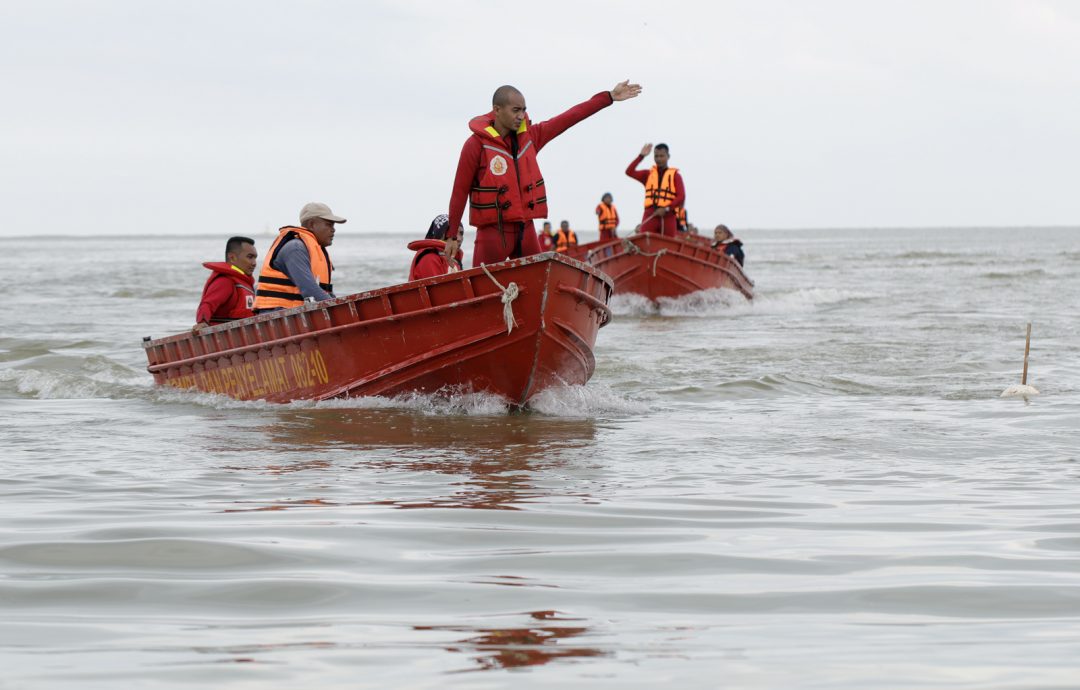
[626,143,686,237]
[193,236,258,332]
[446,80,642,266]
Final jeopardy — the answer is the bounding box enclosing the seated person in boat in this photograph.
[409,214,464,281]
[626,142,685,237]
[596,192,619,240]
[193,236,258,333]
[555,220,578,253]
[253,202,345,313]
[538,221,556,252]
[711,224,745,266]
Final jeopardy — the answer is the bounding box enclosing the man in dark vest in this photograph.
[193,236,258,333]
[446,80,642,266]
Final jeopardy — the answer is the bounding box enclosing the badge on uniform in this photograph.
[489,155,507,176]
[245,295,255,310]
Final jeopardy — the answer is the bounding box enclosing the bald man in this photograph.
[446,80,642,266]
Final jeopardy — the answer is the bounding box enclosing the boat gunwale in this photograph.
[142,252,612,350]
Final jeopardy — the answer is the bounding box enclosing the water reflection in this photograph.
[224,408,600,511]
[261,407,599,458]
[418,610,607,672]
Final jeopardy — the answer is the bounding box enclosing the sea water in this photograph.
[1,227,1078,688]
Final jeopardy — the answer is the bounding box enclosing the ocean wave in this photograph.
[981,269,1049,280]
[0,359,150,400]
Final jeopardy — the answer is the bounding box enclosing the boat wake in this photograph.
[609,287,873,318]
[1,358,646,418]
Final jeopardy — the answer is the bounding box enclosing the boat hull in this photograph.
[565,233,753,301]
[144,254,613,405]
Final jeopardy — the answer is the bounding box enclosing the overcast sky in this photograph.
[2,0,1078,237]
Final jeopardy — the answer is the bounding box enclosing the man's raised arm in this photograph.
[531,80,642,151]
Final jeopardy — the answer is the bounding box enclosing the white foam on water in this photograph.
[610,287,873,319]
[311,389,511,416]
[526,382,651,417]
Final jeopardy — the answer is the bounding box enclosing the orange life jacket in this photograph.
[254,226,333,310]
[467,114,547,228]
[555,228,577,252]
[674,206,687,230]
[596,202,619,233]
[644,166,679,208]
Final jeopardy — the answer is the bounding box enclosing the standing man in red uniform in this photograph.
[626,143,685,237]
[446,80,642,266]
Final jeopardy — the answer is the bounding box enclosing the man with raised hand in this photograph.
[446,80,642,266]
[626,142,685,237]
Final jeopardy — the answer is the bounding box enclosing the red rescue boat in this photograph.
[564,233,753,301]
[143,254,613,406]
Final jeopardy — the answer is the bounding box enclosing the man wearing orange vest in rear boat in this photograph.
[555,220,578,253]
[674,205,688,233]
[446,80,642,267]
[626,143,685,237]
[596,192,619,240]
[193,236,258,333]
[409,214,465,281]
[254,202,345,313]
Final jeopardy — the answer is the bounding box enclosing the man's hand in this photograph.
[192,322,207,334]
[656,207,670,216]
[611,80,642,102]
[640,143,653,157]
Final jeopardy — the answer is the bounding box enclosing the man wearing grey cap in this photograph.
[253,202,346,312]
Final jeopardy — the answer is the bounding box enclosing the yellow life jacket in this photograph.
[644,166,679,208]
[254,226,333,310]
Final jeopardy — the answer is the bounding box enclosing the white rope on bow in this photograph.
[481,263,519,334]
[621,239,668,277]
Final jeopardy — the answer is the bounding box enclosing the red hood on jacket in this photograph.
[203,262,255,286]
[469,112,532,139]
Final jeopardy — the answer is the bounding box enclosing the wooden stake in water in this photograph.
[1021,322,1031,385]
[1001,322,1040,397]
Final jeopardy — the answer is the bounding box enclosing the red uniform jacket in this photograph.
[408,240,463,281]
[447,91,614,240]
[196,262,255,324]
[538,231,556,251]
[626,155,686,236]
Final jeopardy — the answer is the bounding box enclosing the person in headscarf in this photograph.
[408,214,465,281]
